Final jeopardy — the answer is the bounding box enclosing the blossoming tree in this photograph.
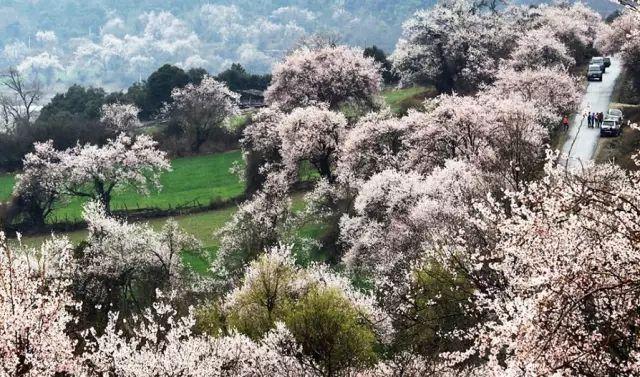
[100,103,143,134]
[392,0,516,93]
[265,45,382,111]
[12,141,65,226]
[507,27,576,71]
[0,233,80,376]
[166,75,240,153]
[61,133,171,213]
[452,156,640,376]
[489,67,581,120]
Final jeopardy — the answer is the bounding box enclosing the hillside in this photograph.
[0,0,619,94]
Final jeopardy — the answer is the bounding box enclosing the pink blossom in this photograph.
[265,45,382,111]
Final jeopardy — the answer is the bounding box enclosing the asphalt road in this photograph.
[561,57,622,170]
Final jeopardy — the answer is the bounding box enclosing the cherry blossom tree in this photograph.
[12,141,65,227]
[279,105,347,183]
[399,93,547,188]
[391,0,516,93]
[61,133,171,213]
[337,110,413,187]
[598,11,640,91]
[0,233,80,376]
[73,202,209,329]
[403,94,495,172]
[84,294,310,376]
[213,172,304,280]
[241,106,284,160]
[480,94,547,190]
[100,103,143,134]
[622,29,640,91]
[166,75,240,153]
[265,45,382,111]
[507,27,576,71]
[81,202,202,290]
[339,160,491,281]
[240,106,285,195]
[449,156,640,376]
[488,67,581,120]
[339,161,493,369]
[536,2,602,64]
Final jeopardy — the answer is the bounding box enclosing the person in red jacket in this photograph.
[562,115,570,131]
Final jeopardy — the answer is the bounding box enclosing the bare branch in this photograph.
[0,67,42,125]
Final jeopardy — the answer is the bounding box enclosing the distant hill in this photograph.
[0,0,618,93]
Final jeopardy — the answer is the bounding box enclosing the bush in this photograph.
[284,288,378,375]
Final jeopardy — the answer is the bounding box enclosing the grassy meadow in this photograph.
[0,174,14,201]
[382,86,436,115]
[1,150,244,223]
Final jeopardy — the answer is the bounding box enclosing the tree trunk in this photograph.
[95,180,112,214]
[191,126,208,153]
[313,155,335,184]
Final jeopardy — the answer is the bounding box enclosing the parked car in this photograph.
[604,57,611,68]
[607,108,624,124]
[587,64,603,81]
[590,57,606,73]
[600,118,621,137]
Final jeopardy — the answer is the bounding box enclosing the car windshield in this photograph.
[589,66,600,72]
[603,121,615,127]
[609,109,622,116]
[592,58,603,63]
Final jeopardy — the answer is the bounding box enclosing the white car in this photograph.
[607,108,624,124]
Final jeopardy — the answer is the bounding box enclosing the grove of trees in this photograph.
[0,63,269,172]
[392,1,601,92]
[3,0,640,376]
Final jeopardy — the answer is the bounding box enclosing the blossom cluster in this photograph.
[265,45,382,111]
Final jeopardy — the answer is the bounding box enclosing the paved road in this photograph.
[561,57,622,170]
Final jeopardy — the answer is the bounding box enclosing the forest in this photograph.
[1,0,640,376]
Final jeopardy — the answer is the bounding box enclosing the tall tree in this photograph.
[364,45,399,85]
[391,0,515,93]
[166,75,240,153]
[0,68,41,128]
[143,64,190,119]
[61,134,171,213]
[265,45,382,111]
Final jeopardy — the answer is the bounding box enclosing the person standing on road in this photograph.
[562,115,569,131]
[587,112,593,128]
[598,112,604,127]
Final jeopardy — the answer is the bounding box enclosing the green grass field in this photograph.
[16,205,238,275]
[1,150,245,223]
[382,86,437,115]
[0,174,14,201]
[17,191,329,275]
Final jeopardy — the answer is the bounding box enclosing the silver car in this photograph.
[607,108,624,124]
[600,118,621,137]
[587,64,603,81]
[590,57,606,73]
